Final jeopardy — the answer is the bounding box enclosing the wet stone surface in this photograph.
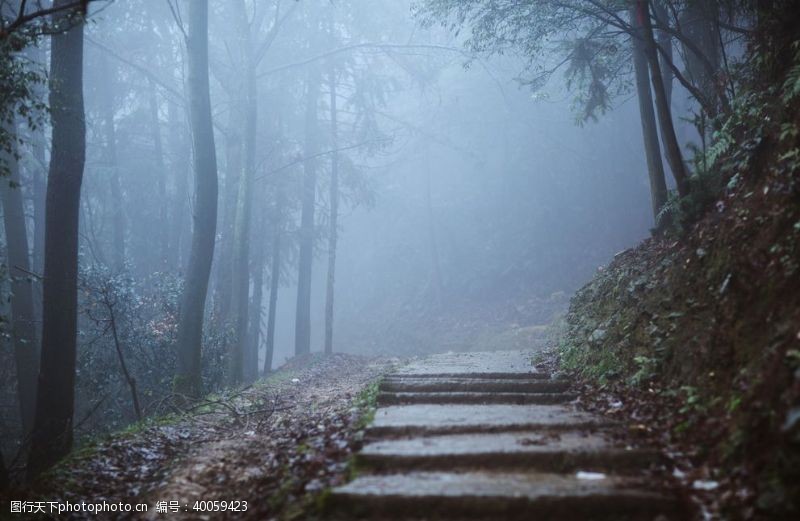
[327,349,685,520]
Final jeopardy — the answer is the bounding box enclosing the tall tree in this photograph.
[245,188,267,381]
[0,123,39,435]
[637,0,689,197]
[264,188,283,374]
[294,68,321,357]
[425,145,444,306]
[323,67,340,355]
[147,80,168,266]
[174,0,218,396]
[229,0,257,384]
[97,54,125,270]
[28,0,86,477]
[630,4,668,221]
[168,100,190,270]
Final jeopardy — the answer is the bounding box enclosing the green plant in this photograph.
[629,355,657,386]
[353,379,382,430]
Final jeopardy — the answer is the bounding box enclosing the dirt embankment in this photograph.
[557,60,800,519]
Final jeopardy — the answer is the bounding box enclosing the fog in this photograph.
[0,0,702,456]
[85,0,661,363]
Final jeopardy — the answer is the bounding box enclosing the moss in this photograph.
[353,378,382,431]
[314,487,334,515]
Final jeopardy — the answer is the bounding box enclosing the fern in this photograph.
[781,41,800,103]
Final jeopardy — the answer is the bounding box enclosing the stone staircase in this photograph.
[326,351,687,520]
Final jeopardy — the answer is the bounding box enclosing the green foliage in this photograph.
[630,355,657,386]
[413,0,633,122]
[0,35,47,177]
[559,334,623,385]
[656,161,724,235]
[781,41,800,103]
[656,40,800,234]
[353,378,382,430]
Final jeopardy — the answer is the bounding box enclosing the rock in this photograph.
[589,328,607,344]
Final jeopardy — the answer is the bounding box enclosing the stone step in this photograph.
[327,471,685,520]
[377,391,577,406]
[367,404,613,437]
[392,350,546,380]
[380,377,571,394]
[391,371,550,380]
[356,431,659,474]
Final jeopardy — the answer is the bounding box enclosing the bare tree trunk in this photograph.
[245,203,266,381]
[98,54,126,271]
[680,1,721,109]
[230,0,257,384]
[31,119,46,330]
[148,80,168,268]
[630,5,668,222]
[27,44,47,282]
[175,0,219,396]
[653,0,673,109]
[168,101,190,271]
[213,115,241,328]
[294,68,321,357]
[31,135,46,275]
[424,147,444,306]
[104,292,141,421]
[0,450,8,490]
[324,69,339,356]
[638,0,690,197]
[28,0,86,477]
[264,191,282,374]
[1,124,39,436]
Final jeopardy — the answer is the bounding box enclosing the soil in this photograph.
[5,354,395,520]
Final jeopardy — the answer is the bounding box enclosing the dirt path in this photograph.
[13,350,689,520]
[326,350,688,520]
[22,354,393,520]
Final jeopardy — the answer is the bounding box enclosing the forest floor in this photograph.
[4,345,700,520]
[11,354,395,520]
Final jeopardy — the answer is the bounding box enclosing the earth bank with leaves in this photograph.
[557,39,800,520]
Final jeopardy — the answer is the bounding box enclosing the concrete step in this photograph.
[380,377,571,394]
[327,471,685,520]
[392,371,550,380]
[377,391,577,406]
[367,404,613,437]
[393,350,546,380]
[356,431,660,474]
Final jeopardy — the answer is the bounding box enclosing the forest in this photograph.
[0,0,798,519]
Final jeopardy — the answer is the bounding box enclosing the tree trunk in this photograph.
[148,80,168,268]
[245,203,266,381]
[264,192,283,374]
[168,101,190,271]
[175,0,219,396]
[294,69,321,357]
[106,294,142,421]
[324,69,339,356]
[679,1,721,110]
[98,54,126,271]
[212,113,241,328]
[630,5,669,222]
[229,0,257,384]
[425,147,444,306]
[1,123,39,436]
[638,0,690,197]
[653,1,673,110]
[27,44,47,280]
[28,0,86,477]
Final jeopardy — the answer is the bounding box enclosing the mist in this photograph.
[4,1,789,514]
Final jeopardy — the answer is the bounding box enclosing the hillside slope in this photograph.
[558,40,800,519]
